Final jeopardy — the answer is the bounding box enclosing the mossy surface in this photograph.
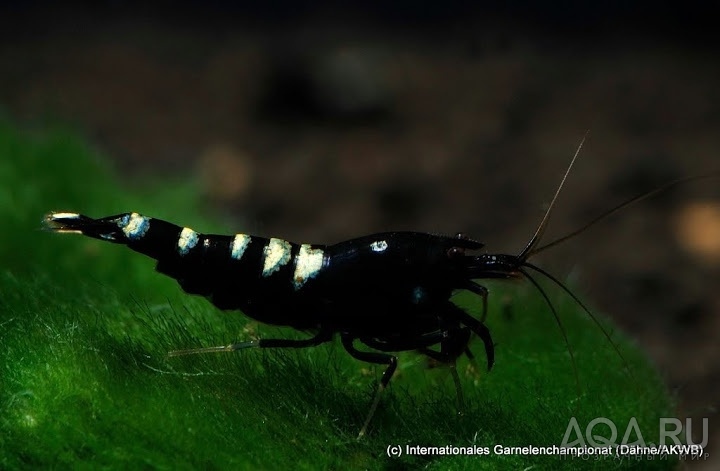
[0,121,676,470]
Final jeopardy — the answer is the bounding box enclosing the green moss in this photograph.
[0,121,676,469]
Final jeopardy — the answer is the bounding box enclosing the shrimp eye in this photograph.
[447,246,465,258]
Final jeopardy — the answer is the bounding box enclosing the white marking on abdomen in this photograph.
[121,213,150,240]
[231,234,251,260]
[49,212,80,220]
[293,244,324,290]
[177,227,199,255]
[262,238,292,276]
[370,240,388,252]
[44,212,83,234]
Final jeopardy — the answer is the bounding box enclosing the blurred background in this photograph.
[1,1,718,465]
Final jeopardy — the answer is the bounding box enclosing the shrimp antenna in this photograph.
[528,172,720,257]
[517,132,587,262]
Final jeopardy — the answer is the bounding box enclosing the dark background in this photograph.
[2,2,718,466]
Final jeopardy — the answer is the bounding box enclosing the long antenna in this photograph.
[517,132,588,261]
[528,172,720,258]
[518,267,580,395]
